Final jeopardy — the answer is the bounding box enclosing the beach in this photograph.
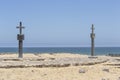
[0,53,120,80]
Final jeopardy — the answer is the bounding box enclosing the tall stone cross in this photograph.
[90,24,95,56]
[16,22,25,58]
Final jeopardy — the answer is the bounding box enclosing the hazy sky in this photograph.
[0,0,120,47]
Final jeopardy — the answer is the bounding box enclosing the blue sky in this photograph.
[0,0,120,47]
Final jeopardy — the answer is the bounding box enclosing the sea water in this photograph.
[0,47,120,55]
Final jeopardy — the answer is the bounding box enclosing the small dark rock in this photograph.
[31,70,34,72]
[79,69,86,73]
[101,78,106,80]
[102,68,109,72]
[101,78,109,80]
[118,77,120,80]
[44,74,47,76]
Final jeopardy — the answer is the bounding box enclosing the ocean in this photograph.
[0,47,120,55]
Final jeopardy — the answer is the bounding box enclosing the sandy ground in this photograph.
[0,53,120,80]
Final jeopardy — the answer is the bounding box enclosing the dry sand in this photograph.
[0,53,120,80]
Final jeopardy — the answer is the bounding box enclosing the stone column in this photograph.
[90,24,95,56]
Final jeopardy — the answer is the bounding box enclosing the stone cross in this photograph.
[16,22,25,58]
